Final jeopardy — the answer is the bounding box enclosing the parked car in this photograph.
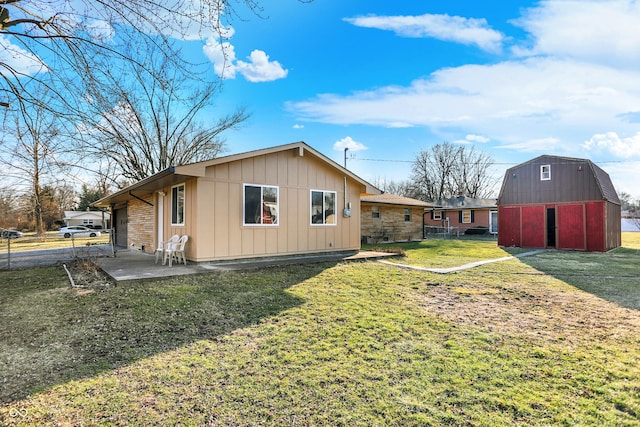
[59,226,101,238]
[1,229,23,239]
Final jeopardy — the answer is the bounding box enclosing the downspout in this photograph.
[343,177,352,217]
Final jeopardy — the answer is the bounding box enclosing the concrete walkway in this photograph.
[377,249,545,274]
[99,249,400,282]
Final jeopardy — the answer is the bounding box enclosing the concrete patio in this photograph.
[98,249,400,282]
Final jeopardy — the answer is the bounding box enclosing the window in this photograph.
[404,208,411,222]
[311,190,336,225]
[83,219,94,226]
[433,211,442,220]
[462,209,472,224]
[171,184,185,225]
[244,184,278,225]
[541,164,551,181]
[372,206,380,219]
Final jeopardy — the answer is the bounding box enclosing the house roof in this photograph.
[431,196,497,210]
[64,210,111,220]
[499,155,621,205]
[94,142,381,207]
[360,193,434,208]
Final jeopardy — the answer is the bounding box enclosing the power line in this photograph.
[350,158,640,166]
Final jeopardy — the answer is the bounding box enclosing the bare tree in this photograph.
[373,178,420,199]
[2,88,70,235]
[411,142,496,201]
[73,45,249,182]
[1,0,308,113]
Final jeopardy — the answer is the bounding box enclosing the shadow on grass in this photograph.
[0,262,333,404]
[517,247,640,311]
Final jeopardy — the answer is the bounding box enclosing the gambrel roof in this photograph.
[498,155,621,205]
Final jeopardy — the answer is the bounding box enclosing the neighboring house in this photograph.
[424,196,498,235]
[360,193,433,243]
[63,210,111,229]
[94,142,381,262]
[497,155,621,251]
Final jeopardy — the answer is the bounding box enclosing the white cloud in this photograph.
[333,136,368,152]
[85,19,115,42]
[513,0,640,67]
[203,38,287,82]
[0,35,46,76]
[465,134,490,143]
[345,13,504,53]
[454,134,490,145]
[235,50,288,83]
[584,131,640,158]
[293,124,304,129]
[291,57,640,144]
[203,37,238,79]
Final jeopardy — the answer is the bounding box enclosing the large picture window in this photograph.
[171,184,185,225]
[311,190,336,225]
[244,184,279,225]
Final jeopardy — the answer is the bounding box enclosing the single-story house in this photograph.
[94,142,381,262]
[497,155,621,251]
[423,196,498,235]
[360,193,433,243]
[63,210,111,229]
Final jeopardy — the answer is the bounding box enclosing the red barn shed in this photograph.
[497,155,621,252]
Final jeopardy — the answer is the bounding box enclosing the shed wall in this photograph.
[499,158,603,205]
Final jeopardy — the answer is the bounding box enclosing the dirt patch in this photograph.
[415,277,640,347]
[64,259,115,290]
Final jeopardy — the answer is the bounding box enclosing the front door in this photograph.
[546,207,556,248]
[115,207,128,248]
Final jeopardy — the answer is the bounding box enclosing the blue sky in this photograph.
[3,0,639,198]
[194,0,640,198]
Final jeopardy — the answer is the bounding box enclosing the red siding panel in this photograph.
[521,205,545,248]
[498,206,521,247]
[557,204,585,250]
[586,201,605,252]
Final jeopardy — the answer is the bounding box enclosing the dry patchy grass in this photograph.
[1,239,639,426]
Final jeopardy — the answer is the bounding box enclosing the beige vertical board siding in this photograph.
[213,181,229,258]
[182,148,364,262]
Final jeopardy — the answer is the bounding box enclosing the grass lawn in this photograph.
[1,235,639,425]
[0,231,110,252]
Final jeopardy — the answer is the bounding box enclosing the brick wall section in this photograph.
[361,204,424,243]
[127,195,155,253]
[424,209,492,232]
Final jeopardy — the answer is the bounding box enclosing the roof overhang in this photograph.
[93,142,382,208]
[93,168,191,207]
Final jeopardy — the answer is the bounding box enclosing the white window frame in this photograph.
[404,208,411,222]
[433,210,442,220]
[489,210,498,234]
[462,209,472,224]
[171,184,185,226]
[310,189,337,226]
[243,184,279,226]
[540,164,551,181]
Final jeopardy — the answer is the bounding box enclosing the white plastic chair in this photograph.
[156,234,179,264]
[164,234,189,267]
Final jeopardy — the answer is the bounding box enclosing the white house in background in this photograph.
[63,210,111,229]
